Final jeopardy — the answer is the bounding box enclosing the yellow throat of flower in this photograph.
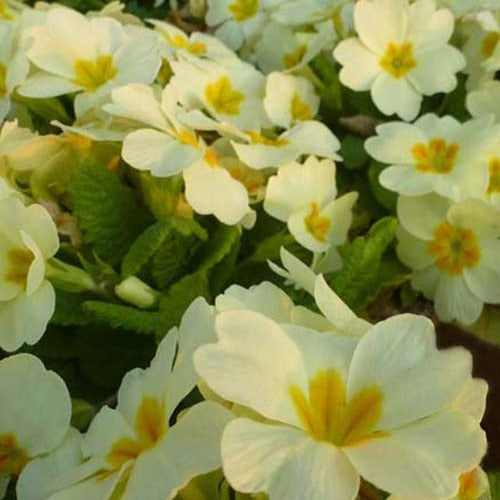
[380,42,417,79]
[412,138,459,174]
[0,63,7,98]
[5,248,34,287]
[427,222,481,276]
[0,433,29,477]
[487,157,500,195]
[290,370,385,447]
[205,76,244,116]
[73,55,118,93]
[481,31,499,59]
[229,0,258,22]
[164,33,206,55]
[304,203,330,243]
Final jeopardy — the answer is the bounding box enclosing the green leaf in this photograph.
[51,290,94,327]
[330,217,399,311]
[121,218,206,278]
[310,53,342,112]
[82,301,165,335]
[488,472,500,499]
[368,162,397,213]
[71,161,152,265]
[340,135,369,170]
[13,93,71,124]
[245,232,294,264]
[195,225,240,272]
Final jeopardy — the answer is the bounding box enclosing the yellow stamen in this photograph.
[204,148,219,167]
[205,76,244,116]
[290,370,385,446]
[487,157,500,194]
[0,433,29,477]
[380,42,417,78]
[290,93,312,121]
[5,248,34,286]
[177,130,200,148]
[247,131,289,147]
[304,203,330,242]
[164,34,206,55]
[283,45,307,69]
[481,31,499,59]
[229,0,258,22]
[73,55,117,92]
[411,138,459,174]
[427,222,481,275]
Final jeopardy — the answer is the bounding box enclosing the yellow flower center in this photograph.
[304,203,330,242]
[229,0,258,22]
[411,138,459,174]
[283,45,307,69]
[228,163,265,194]
[458,469,481,500]
[487,157,500,194]
[290,370,385,446]
[73,55,117,92]
[481,31,499,59]
[427,222,481,276]
[164,34,206,55]
[247,131,289,147]
[205,76,244,116]
[290,93,312,122]
[0,433,29,477]
[380,42,417,78]
[0,63,7,98]
[176,130,200,149]
[204,148,219,167]
[106,396,167,471]
[5,248,34,286]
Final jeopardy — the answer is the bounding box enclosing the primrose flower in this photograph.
[0,20,29,121]
[205,0,284,51]
[263,72,320,129]
[434,0,497,17]
[0,195,59,351]
[365,114,500,200]
[255,21,334,73]
[334,0,465,121]
[0,354,71,497]
[170,57,268,131]
[461,11,500,90]
[272,0,350,26]
[150,20,239,64]
[195,310,486,500]
[397,194,500,324]
[104,83,253,225]
[18,7,161,117]
[264,156,357,253]
[49,298,233,500]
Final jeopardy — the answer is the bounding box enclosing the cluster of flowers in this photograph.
[0,0,499,498]
[0,253,491,499]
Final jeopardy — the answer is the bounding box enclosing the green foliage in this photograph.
[310,53,342,113]
[368,162,397,213]
[71,398,96,431]
[468,306,500,346]
[50,290,94,327]
[489,472,500,500]
[71,161,152,266]
[194,225,240,272]
[340,135,369,170]
[329,217,399,311]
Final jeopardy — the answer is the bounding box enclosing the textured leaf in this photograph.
[368,162,397,213]
[340,135,369,170]
[330,217,398,310]
[51,290,94,326]
[195,225,240,272]
[71,161,152,265]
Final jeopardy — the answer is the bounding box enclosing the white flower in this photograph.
[466,80,500,123]
[205,0,284,51]
[272,0,350,26]
[104,83,253,225]
[18,7,161,117]
[0,354,71,497]
[254,21,334,73]
[170,57,269,131]
[396,194,500,324]
[195,310,486,499]
[461,11,499,90]
[0,195,59,351]
[264,156,357,253]
[334,0,465,121]
[365,113,500,200]
[150,19,239,64]
[433,0,497,17]
[49,298,234,500]
[0,20,30,121]
[264,72,320,129]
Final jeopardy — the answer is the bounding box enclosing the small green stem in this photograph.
[46,258,99,294]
